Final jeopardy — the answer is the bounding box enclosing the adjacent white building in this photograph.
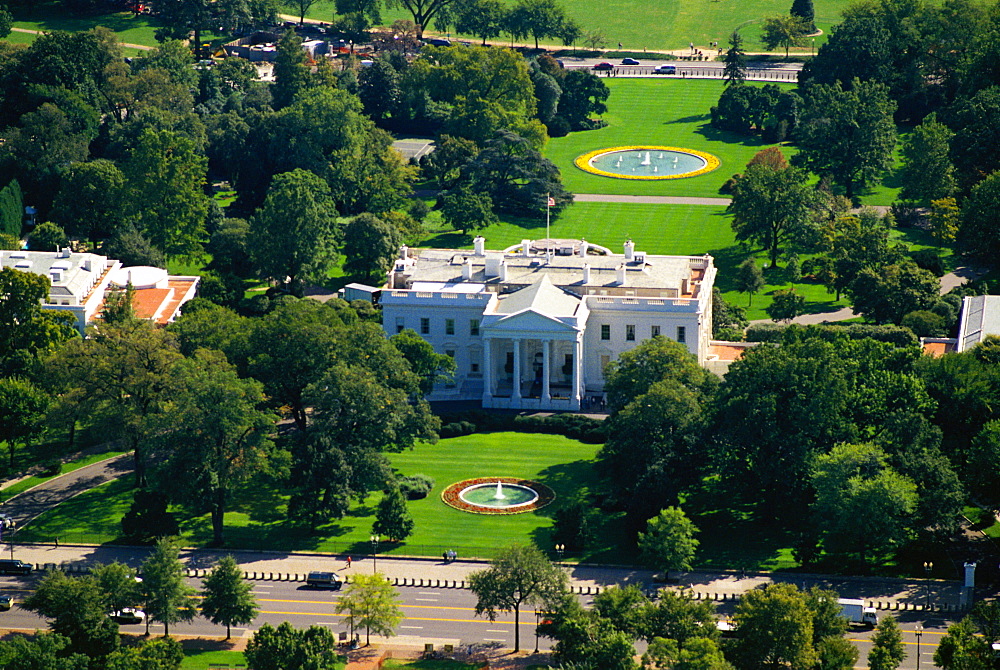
[380,237,716,410]
[1,249,199,335]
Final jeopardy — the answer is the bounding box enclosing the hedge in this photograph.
[0,179,22,239]
[744,323,919,348]
[438,410,607,443]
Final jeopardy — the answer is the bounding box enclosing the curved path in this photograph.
[1,452,134,530]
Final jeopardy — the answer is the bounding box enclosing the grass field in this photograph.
[0,449,129,502]
[296,0,852,52]
[13,432,814,570]
[180,649,252,670]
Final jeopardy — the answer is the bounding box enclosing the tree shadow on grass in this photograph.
[706,243,755,293]
[693,123,773,148]
[664,113,712,125]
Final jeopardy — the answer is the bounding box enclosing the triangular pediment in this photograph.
[486,309,578,334]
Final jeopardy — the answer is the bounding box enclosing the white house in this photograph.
[380,237,716,411]
[1,249,199,335]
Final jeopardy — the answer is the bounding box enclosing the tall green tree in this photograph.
[0,633,89,670]
[389,328,456,395]
[438,183,498,233]
[0,377,48,469]
[333,572,404,645]
[250,169,340,296]
[723,31,748,86]
[638,507,700,575]
[45,321,182,488]
[958,170,1000,261]
[794,79,897,197]
[603,335,717,415]
[272,30,310,109]
[122,127,210,259]
[284,0,320,23]
[898,113,956,206]
[469,544,568,652]
[790,0,815,32]
[868,616,906,670]
[760,15,808,57]
[21,570,120,658]
[155,349,275,544]
[141,537,198,636]
[384,0,453,38]
[727,157,815,268]
[766,288,806,323]
[508,0,568,49]
[733,583,817,670]
[200,556,259,639]
[846,258,938,324]
[734,258,765,306]
[811,443,918,564]
[105,637,184,670]
[557,69,610,130]
[245,622,341,670]
[934,618,992,670]
[372,485,414,541]
[91,562,143,617]
[342,213,402,281]
[453,0,508,44]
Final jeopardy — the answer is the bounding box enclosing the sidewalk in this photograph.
[11,542,964,612]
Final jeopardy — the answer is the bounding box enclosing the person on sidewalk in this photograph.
[346,556,352,568]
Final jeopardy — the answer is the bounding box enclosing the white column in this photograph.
[542,339,551,402]
[482,337,493,403]
[512,338,522,401]
[571,337,582,409]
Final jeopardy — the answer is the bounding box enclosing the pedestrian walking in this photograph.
[346,556,352,567]
[443,550,449,563]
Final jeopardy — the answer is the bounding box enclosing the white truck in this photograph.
[838,598,878,627]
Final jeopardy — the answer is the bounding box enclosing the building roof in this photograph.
[394,244,708,294]
[1,249,110,302]
[958,295,1000,351]
[494,275,581,318]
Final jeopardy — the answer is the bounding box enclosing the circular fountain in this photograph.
[575,145,720,180]
[442,477,555,514]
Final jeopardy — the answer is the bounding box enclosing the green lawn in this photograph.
[0,449,130,502]
[297,0,851,52]
[180,649,251,670]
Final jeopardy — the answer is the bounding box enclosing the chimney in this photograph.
[462,258,473,280]
[624,239,635,261]
[522,239,531,257]
[61,247,71,258]
[83,258,92,271]
[579,239,588,258]
[473,236,486,256]
[399,245,408,260]
[583,264,591,283]
[616,263,626,285]
[681,278,690,295]
[498,260,507,281]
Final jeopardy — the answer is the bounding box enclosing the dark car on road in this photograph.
[110,608,145,625]
[0,560,31,575]
[306,571,343,589]
[621,57,640,65]
[592,62,614,70]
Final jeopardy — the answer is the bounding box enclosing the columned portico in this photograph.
[482,336,493,403]
[512,339,522,401]
[542,339,551,402]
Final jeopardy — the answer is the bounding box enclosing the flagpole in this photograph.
[546,193,551,258]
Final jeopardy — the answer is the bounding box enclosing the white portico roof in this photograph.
[482,275,585,335]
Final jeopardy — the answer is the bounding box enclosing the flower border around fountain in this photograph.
[441,477,556,515]
[574,145,721,180]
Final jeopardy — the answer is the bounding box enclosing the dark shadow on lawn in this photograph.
[694,123,772,148]
[665,113,712,125]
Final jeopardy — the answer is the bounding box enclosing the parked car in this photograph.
[306,571,343,589]
[592,62,614,70]
[110,608,145,625]
[653,65,677,74]
[424,38,452,47]
[0,559,31,575]
[621,57,640,65]
[0,595,12,610]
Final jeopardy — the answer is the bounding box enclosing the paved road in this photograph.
[1,453,133,530]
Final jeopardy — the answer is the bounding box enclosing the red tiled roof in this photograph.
[710,344,749,361]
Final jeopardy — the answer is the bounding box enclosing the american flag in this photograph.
[547,197,556,207]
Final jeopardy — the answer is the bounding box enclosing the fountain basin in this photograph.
[575,145,720,180]
[442,477,555,515]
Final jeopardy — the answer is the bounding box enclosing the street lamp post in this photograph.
[555,544,565,564]
[370,535,379,574]
[534,610,540,653]
[915,623,923,670]
[923,561,933,609]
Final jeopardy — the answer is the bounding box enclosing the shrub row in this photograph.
[0,179,22,238]
[438,411,607,443]
[745,323,919,347]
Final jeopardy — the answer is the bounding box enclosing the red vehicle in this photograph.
[592,62,614,70]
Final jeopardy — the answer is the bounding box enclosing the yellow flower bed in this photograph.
[574,145,721,180]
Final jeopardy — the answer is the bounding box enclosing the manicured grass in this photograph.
[0,449,130,502]
[298,0,851,52]
[382,660,481,669]
[422,201,734,257]
[180,649,251,670]
[547,79,792,199]
[11,2,165,47]
[16,433,634,563]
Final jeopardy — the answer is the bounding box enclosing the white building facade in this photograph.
[380,237,716,411]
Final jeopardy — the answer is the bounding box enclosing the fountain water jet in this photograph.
[494,481,506,500]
